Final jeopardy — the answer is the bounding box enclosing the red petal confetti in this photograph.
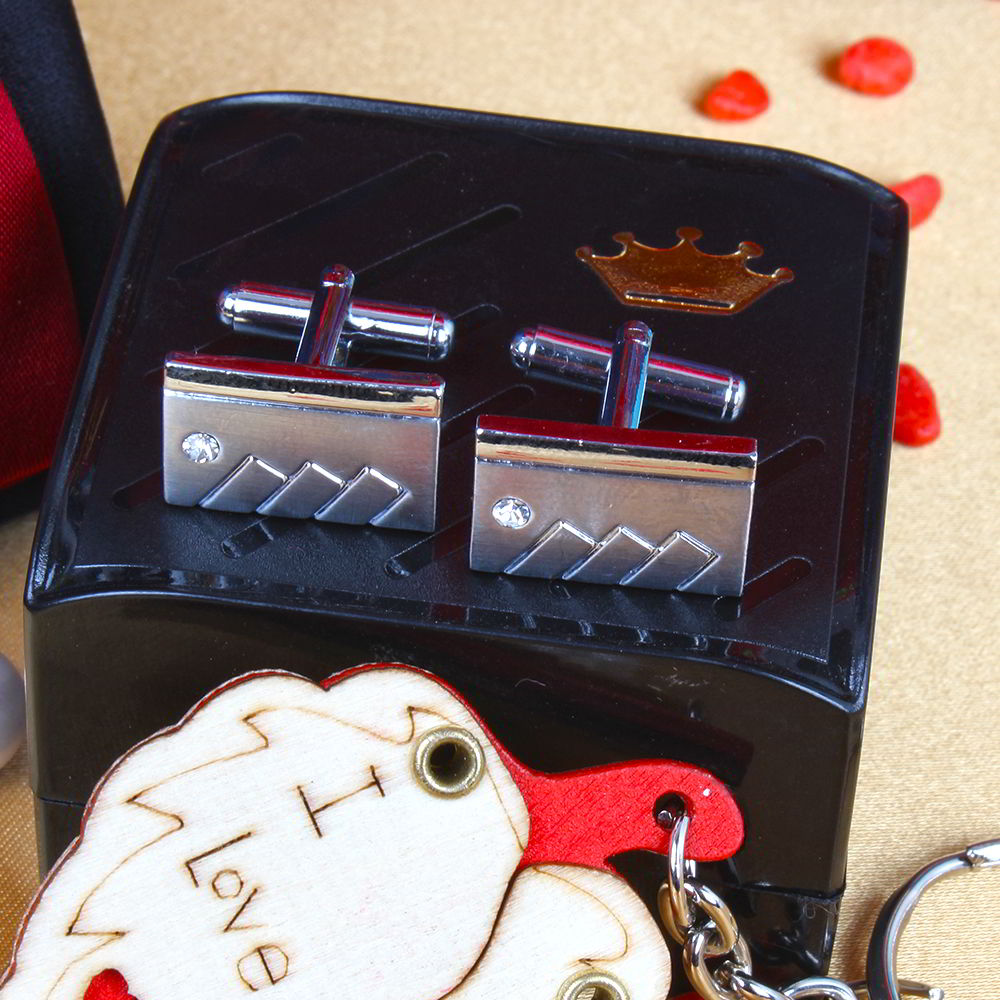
[83,969,138,1000]
[890,174,942,228]
[835,37,914,96]
[700,70,770,121]
[894,363,940,446]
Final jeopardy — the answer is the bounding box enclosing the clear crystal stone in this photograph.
[181,432,220,463]
[492,496,532,529]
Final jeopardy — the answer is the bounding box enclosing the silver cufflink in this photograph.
[162,265,451,532]
[469,321,757,595]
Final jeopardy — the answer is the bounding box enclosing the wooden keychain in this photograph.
[0,662,744,1000]
[6,661,991,1000]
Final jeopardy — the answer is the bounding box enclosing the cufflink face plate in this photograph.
[163,354,443,531]
[470,416,756,596]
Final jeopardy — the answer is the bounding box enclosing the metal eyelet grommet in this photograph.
[412,726,486,797]
[557,970,630,1000]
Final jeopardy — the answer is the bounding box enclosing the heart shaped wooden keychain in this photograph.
[0,663,743,1000]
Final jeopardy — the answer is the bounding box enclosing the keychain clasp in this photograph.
[865,839,1000,1000]
[659,812,998,1000]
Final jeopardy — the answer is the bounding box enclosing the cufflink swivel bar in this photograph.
[218,274,454,364]
[511,325,745,423]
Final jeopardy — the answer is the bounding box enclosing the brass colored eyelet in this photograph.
[412,726,485,797]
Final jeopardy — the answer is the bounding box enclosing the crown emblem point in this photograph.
[576,227,794,315]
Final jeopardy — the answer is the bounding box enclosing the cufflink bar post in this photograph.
[599,320,652,429]
[294,263,355,367]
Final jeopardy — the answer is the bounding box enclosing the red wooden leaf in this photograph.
[325,662,744,867]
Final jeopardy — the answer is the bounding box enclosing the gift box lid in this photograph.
[26,92,905,704]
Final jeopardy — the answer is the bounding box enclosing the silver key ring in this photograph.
[658,811,999,1000]
[865,839,1000,1000]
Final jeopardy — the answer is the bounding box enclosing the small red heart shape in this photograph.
[836,37,914,96]
[894,363,941,446]
[700,70,770,121]
[890,174,942,228]
[83,969,138,1000]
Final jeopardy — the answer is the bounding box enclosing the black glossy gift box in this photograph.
[24,93,906,987]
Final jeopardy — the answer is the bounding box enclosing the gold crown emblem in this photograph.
[576,228,794,315]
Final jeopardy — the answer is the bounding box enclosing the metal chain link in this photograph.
[657,815,859,1000]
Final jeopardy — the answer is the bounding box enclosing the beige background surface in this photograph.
[1,0,998,995]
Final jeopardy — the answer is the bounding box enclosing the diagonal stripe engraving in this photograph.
[620,530,718,590]
[563,526,654,584]
[257,462,344,518]
[200,456,287,513]
[501,521,719,592]
[504,521,595,577]
[315,467,404,525]
[196,457,410,525]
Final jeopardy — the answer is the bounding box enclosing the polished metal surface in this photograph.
[295,264,354,366]
[199,455,287,513]
[164,356,444,416]
[620,531,719,589]
[563,526,658,585]
[474,419,756,481]
[783,981,864,1000]
[503,520,596,578]
[866,839,1000,1000]
[315,466,404,525]
[256,461,344,518]
[510,325,745,422]
[218,280,454,362]
[600,321,652,429]
[163,355,443,531]
[470,416,755,595]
